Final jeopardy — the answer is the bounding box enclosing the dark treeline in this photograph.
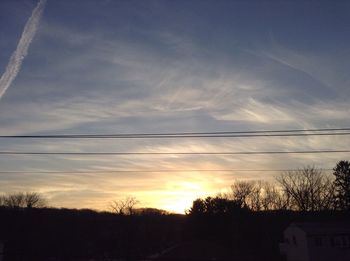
[0,207,184,261]
[1,203,349,261]
[0,160,349,260]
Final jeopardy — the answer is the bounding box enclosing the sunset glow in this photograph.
[0,0,349,212]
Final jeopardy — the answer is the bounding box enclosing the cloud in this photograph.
[1,1,350,211]
[0,0,46,100]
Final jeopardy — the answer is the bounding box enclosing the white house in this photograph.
[0,241,3,261]
[279,222,350,261]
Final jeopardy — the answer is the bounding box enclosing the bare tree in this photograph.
[109,196,139,215]
[260,182,291,210]
[1,192,47,208]
[3,192,25,208]
[230,181,255,208]
[24,192,47,208]
[276,166,335,211]
[248,181,263,211]
[231,180,268,211]
[261,182,278,210]
[0,195,5,206]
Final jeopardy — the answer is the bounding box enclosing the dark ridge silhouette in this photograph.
[0,206,349,261]
[0,163,349,260]
[0,207,185,261]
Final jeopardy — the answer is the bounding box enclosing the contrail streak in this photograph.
[0,0,47,100]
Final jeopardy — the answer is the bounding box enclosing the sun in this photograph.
[129,171,228,214]
[153,181,212,214]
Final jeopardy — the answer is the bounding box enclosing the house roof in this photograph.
[289,222,350,235]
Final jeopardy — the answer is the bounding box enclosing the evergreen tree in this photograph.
[333,160,350,210]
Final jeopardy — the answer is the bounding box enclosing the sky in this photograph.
[0,0,350,213]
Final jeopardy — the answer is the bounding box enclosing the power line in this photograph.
[1,127,350,139]
[0,168,334,174]
[0,150,349,156]
[0,132,349,139]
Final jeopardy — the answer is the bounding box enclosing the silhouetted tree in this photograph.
[333,160,350,210]
[0,195,4,206]
[109,196,139,215]
[187,196,244,215]
[24,192,47,208]
[187,198,206,215]
[137,208,168,216]
[262,181,292,210]
[0,192,47,208]
[249,181,264,211]
[276,166,335,211]
[230,180,278,211]
[230,181,255,208]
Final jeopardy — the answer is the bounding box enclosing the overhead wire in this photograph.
[0,127,350,139]
[0,150,349,156]
[0,168,334,174]
[0,128,348,173]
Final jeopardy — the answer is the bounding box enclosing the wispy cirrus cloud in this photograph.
[1,1,350,212]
